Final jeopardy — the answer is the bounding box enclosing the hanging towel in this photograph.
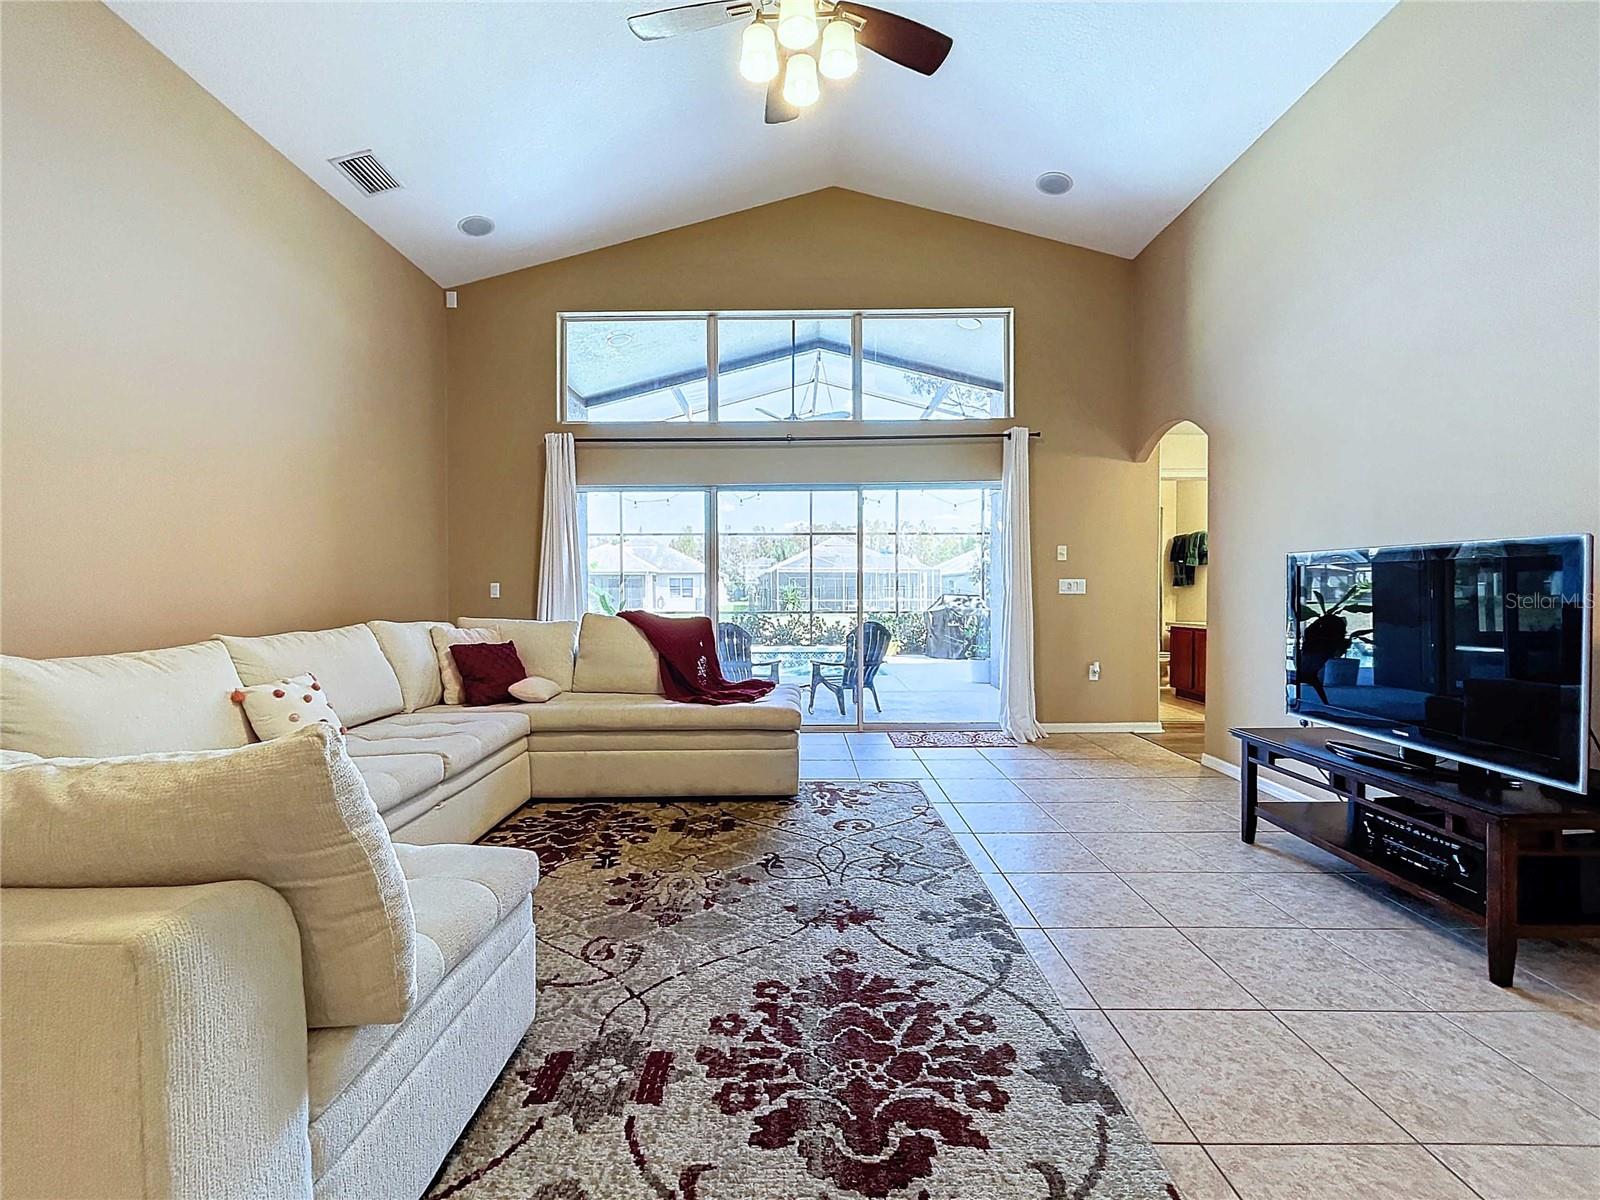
[1170,531,1208,587]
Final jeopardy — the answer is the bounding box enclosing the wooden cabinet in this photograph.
[1169,625,1207,702]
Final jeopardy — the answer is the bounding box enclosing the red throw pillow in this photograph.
[449,641,527,706]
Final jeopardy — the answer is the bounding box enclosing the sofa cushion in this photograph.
[393,843,539,972]
[217,626,404,727]
[0,725,416,1029]
[352,753,447,816]
[367,621,452,712]
[305,842,538,1168]
[571,613,663,694]
[343,711,529,778]
[445,682,804,734]
[458,618,577,692]
[0,641,253,758]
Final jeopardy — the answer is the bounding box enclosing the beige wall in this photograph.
[0,2,449,658]
[448,188,1157,725]
[1134,0,1600,762]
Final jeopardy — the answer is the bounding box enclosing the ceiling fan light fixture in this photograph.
[777,0,819,50]
[818,18,857,80]
[739,20,779,83]
[782,51,820,108]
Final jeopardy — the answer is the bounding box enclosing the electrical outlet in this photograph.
[1058,578,1087,595]
[1088,661,1101,681]
[1056,545,1069,561]
[489,581,501,599]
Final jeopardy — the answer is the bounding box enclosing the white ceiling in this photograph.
[111,1,1393,287]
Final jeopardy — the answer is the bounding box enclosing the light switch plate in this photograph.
[489,582,501,599]
[1056,545,1069,561]
[1059,578,1087,595]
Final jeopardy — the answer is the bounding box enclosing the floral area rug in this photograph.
[886,730,1017,748]
[428,782,1175,1200]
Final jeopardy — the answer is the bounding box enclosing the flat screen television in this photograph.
[1286,535,1594,793]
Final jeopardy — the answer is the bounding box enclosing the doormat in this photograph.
[887,730,1017,748]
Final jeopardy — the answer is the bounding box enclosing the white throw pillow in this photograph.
[234,674,343,740]
[0,725,416,1028]
[508,675,561,703]
[429,626,495,706]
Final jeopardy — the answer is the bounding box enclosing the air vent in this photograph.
[329,151,402,195]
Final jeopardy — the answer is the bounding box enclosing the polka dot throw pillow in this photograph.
[231,673,344,741]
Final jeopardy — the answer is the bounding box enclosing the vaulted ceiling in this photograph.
[110,1,1393,286]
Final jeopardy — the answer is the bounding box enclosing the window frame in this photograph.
[557,309,1014,426]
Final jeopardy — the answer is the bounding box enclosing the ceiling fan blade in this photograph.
[765,71,799,124]
[628,1,751,42]
[835,3,952,76]
[755,408,786,420]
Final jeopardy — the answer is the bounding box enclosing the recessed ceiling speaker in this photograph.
[1035,172,1074,196]
[457,215,496,237]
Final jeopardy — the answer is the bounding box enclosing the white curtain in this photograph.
[536,432,584,621]
[996,426,1045,741]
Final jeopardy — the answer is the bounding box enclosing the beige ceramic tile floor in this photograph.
[802,730,1600,1200]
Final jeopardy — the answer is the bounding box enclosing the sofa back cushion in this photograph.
[572,614,663,695]
[0,641,253,758]
[458,618,577,691]
[368,620,452,712]
[0,725,416,1028]
[217,625,404,727]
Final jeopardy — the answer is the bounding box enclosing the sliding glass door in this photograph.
[717,488,860,728]
[581,484,998,729]
[862,488,997,725]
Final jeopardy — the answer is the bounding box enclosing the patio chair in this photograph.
[809,621,890,716]
[716,622,779,683]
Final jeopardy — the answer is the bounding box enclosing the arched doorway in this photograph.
[1143,421,1208,761]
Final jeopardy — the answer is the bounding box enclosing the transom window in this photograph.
[559,310,1012,424]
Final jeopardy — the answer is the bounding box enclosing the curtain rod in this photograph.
[572,430,1041,446]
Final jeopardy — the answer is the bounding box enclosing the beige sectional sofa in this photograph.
[1,729,541,1200]
[0,613,801,1199]
[2,612,804,844]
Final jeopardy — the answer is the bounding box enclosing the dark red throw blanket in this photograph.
[617,611,776,705]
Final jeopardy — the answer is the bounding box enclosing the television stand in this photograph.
[1234,727,1600,986]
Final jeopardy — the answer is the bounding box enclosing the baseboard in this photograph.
[1200,752,1327,802]
[1040,721,1164,734]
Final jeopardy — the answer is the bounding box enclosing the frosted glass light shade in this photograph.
[739,21,779,83]
[777,0,819,50]
[819,19,857,79]
[782,52,820,107]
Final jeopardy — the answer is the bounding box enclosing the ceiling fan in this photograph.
[628,0,953,124]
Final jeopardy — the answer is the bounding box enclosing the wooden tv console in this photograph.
[1234,727,1600,986]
